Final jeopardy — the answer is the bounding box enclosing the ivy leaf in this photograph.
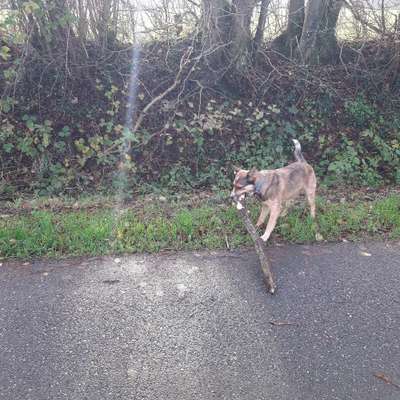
[122,128,139,143]
[23,0,40,14]
[2,143,14,153]
[26,119,35,131]
[255,110,264,120]
[0,46,11,61]
[58,127,71,137]
[42,133,50,148]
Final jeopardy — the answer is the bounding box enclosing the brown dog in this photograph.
[230,139,317,242]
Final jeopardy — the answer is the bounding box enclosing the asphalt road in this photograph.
[1,241,399,400]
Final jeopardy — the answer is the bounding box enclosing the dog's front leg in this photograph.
[256,204,270,228]
[260,201,281,242]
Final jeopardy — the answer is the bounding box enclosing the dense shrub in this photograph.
[1,88,399,198]
[1,26,400,198]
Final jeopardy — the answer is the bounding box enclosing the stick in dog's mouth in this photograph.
[236,196,245,209]
[230,184,255,205]
[232,190,254,209]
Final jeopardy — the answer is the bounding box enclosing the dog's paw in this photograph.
[315,232,324,241]
[236,202,244,210]
[260,234,270,242]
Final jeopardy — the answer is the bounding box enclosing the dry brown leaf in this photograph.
[374,372,400,389]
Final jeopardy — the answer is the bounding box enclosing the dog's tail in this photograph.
[292,139,305,162]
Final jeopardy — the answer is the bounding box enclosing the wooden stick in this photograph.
[235,200,276,294]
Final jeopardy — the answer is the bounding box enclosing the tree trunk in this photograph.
[230,0,257,70]
[270,0,305,57]
[201,0,257,75]
[77,0,89,41]
[98,0,119,52]
[298,0,344,64]
[287,0,305,52]
[253,0,272,55]
[201,0,232,74]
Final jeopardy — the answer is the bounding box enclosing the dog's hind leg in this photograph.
[305,174,317,218]
[307,191,316,219]
[256,205,270,228]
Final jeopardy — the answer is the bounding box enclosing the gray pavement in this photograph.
[0,241,399,400]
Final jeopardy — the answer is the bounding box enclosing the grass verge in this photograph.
[1,194,400,259]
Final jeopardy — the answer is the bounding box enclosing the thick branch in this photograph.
[235,200,276,294]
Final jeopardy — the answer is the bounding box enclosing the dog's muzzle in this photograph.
[230,184,255,201]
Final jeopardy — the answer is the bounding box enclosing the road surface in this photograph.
[1,241,399,399]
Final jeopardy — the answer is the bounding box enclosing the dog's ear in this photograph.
[247,167,258,183]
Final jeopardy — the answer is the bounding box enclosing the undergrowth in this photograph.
[1,20,400,198]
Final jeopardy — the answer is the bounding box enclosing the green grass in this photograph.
[1,194,399,259]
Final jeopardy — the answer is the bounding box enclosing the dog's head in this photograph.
[230,167,257,202]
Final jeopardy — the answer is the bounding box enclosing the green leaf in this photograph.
[23,1,40,14]
[42,133,50,148]
[255,110,264,120]
[58,127,71,137]
[122,128,139,143]
[2,143,14,153]
[0,46,11,61]
[26,120,35,130]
